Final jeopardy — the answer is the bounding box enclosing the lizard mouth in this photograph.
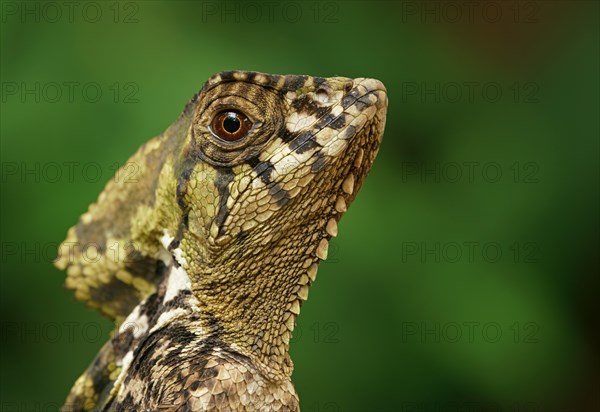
[325,78,387,201]
[332,107,387,220]
[294,79,387,263]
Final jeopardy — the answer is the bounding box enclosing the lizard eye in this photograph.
[211,110,253,142]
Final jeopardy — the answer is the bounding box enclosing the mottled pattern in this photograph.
[55,71,387,410]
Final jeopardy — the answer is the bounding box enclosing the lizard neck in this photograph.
[185,224,323,382]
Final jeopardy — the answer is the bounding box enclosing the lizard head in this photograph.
[178,71,387,265]
[164,71,387,374]
[55,70,387,377]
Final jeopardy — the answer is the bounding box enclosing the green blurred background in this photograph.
[1,1,598,411]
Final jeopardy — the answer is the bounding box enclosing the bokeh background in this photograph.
[1,1,598,411]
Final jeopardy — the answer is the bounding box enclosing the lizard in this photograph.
[54,70,388,411]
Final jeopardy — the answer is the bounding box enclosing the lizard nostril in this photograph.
[315,89,329,103]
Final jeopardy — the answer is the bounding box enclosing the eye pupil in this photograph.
[223,113,241,134]
[211,110,252,142]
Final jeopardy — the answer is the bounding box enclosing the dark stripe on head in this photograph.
[283,75,308,92]
[329,113,347,130]
[175,163,195,247]
[341,89,360,109]
[219,71,235,82]
[214,167,235,236]
[247,156,276,184]
[176,166,193,210]
[315,111,348,130]
[315,113,336,129]
[280,127,299,143]
[292,95,319,113]
[245,72,256,83]
[262,73,283,89]
[289,131,321,154]
[269,183,290,207]
[343,125,357,139]
[316,106,332,118]
[311,152,327,174]
[355,96,370,111]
